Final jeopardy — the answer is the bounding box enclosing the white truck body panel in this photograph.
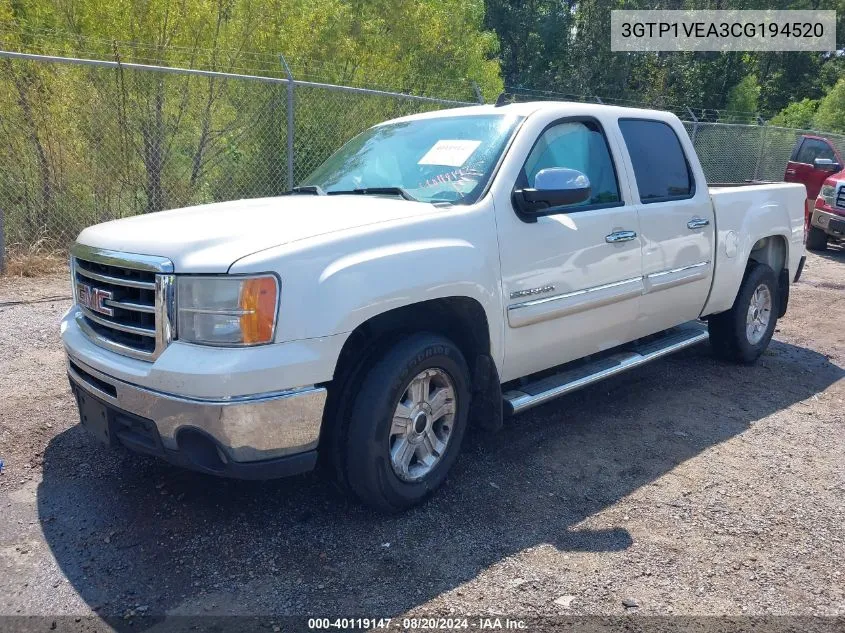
[704,183,806,315]
[75,195,446,273]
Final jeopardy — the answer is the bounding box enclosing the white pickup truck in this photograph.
[62,102,806,511]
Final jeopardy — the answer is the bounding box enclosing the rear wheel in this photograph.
[806,225,828,251]
[708,262,778,364]
[341,333,470,512]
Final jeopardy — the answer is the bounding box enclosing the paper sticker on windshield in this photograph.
[418,140,482,167]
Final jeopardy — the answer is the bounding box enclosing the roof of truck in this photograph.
[382,100,677,125]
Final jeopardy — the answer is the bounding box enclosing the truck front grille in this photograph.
[71,245,174,361]
[836,185,845,210]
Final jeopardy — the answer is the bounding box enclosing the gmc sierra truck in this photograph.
[62,102,806,512]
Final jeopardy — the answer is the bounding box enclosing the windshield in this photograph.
[301,114,523,204]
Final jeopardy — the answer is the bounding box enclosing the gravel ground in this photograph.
[0,249,843,629]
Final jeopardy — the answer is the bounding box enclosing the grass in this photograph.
[1,238,68,278]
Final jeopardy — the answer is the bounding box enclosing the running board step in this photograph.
[503,321,709,415]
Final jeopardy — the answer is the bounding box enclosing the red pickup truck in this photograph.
[784,134,845,251]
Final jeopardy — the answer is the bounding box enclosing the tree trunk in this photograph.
[11,68,52,235]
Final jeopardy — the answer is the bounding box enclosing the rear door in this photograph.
[614,118,715,339]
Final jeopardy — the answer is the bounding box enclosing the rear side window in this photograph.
[795,138,835,164]
[619,119,694,204]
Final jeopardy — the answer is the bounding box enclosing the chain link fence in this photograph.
[0,51,473,268]
[685,121,845,183]
[2,51,845,271]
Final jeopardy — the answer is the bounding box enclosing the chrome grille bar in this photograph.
[79,306,157,337]
[103,299,156,313]
[75,262,157,290]
[70,243,174,361]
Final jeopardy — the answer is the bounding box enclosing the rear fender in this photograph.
[702,184,804,316]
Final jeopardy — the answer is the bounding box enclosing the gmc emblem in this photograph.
[77,283,114,317]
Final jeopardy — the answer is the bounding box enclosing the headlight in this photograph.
[176,275,279,346]
[820,184,836,207]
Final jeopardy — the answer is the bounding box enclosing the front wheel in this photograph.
[708,262,778,364]
[342,333,471,512]
[806,225,828,251]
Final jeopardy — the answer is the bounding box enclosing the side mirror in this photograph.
[513,168,591,217]
[814,157,841,172]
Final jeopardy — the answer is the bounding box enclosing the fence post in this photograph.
[279,54,295,190]
[471,81,484,104]
[685,106,699,144]
[0,206,5,275]
[754,116,767,182]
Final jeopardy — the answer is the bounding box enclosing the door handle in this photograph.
[687,217,710,230]
[605,230,637,243]
[785,169,796,175]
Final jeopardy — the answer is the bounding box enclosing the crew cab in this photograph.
[61,102,806,512]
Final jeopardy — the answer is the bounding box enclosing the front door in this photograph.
[493,114,643,382]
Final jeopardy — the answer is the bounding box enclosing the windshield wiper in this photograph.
[328,187,417,201]
[283,185,326,195]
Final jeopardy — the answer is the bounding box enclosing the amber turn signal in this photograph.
[238,276,278,344]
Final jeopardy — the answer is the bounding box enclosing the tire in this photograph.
[708,262,778,364]
[806,225,828,251]
[341,333,471,512]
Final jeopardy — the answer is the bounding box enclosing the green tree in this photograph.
[813,77,845,134]
[0,0,504,249]
[769,98,819,129]
[722,74,760,122]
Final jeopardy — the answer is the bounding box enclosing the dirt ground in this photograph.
[0,249,843,630]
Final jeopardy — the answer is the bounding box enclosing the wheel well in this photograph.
[332,297,491,387]
[748,235,787,275]
[748,235,789,318]
[318,297,494,469]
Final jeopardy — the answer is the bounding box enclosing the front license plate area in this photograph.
[73,387,114,446]
[828,218,845,236]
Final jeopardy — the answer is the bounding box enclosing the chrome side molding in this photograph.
[507,277,643,328]
[644,261,710,293]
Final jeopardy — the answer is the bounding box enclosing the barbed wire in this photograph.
[504,86,770,124]
[0,25,481,99]
[6,24,828,118]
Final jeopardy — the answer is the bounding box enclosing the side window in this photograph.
[521,120,621,209]
[795,138,835,164]
[790,138,804,161]
[619,119,693,203]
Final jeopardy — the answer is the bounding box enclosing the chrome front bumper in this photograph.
[811,208,845,237]
[67,354,326,479]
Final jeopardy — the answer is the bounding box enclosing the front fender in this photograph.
[315,238,496,334]
[229,205,504,370]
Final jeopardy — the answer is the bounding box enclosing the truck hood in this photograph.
[76,195,441,272]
